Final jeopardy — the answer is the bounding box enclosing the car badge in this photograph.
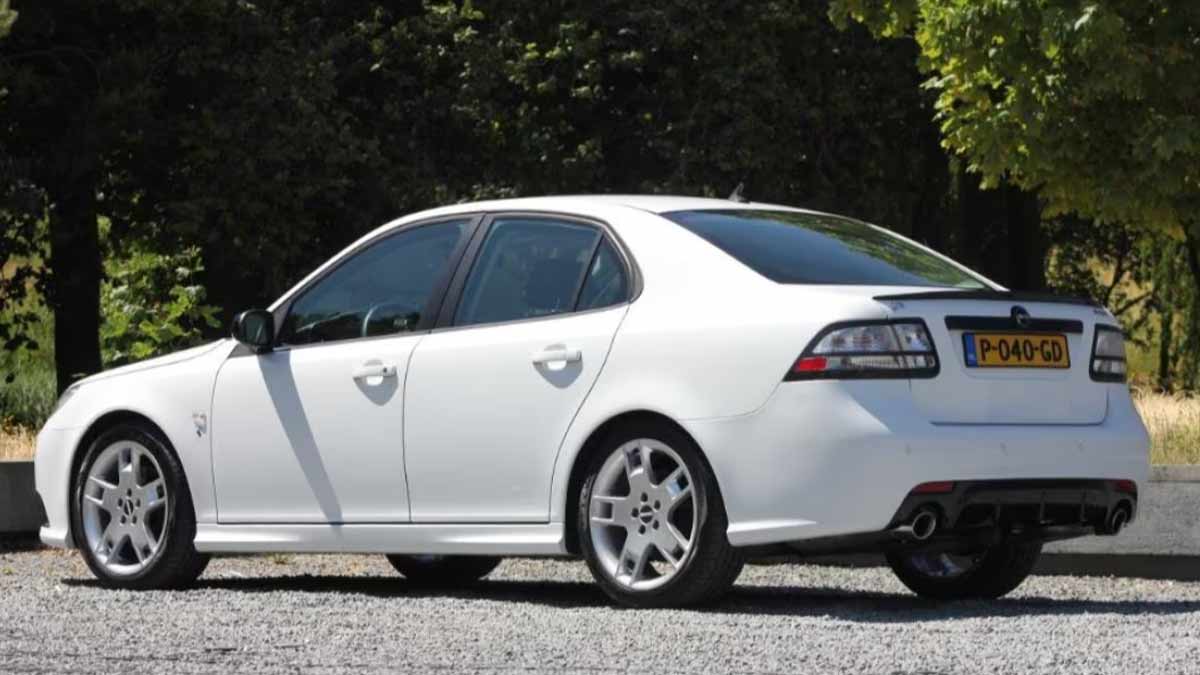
[1011,305,1031,328]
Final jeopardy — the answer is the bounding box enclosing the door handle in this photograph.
[531,346,582,365]
[352,362,398,380]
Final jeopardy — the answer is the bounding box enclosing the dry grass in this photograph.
[1136,391,1200,465]
[0,425,35,461]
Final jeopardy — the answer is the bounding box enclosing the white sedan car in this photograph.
[35,195,1149,607]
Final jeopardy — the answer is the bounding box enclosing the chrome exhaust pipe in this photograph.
[892,507,939,542]
[1105,504,1131,535]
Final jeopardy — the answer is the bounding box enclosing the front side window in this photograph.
[664,209,989,288]
[278,219,469,346]
[454,217,602,326]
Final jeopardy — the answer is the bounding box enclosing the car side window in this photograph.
[576,238,629,311]
[454,217,601,327]
[278,219,469,346]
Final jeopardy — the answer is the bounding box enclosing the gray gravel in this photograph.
[2,548,1199,674]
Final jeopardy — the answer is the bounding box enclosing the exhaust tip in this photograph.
[1109,507,1130,534]
[910,509,938,541]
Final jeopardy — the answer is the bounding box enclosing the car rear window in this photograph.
[663,209,988,288]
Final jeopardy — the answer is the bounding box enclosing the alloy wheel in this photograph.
[587,439,698,591]
[80,440,170,576]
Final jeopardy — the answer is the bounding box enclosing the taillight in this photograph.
[1090,325,1127,382]
[785,320,939,381]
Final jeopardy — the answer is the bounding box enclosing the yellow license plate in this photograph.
[963,332,1070,368]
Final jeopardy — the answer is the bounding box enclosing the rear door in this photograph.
[403,214,632,522]
[880,293,1110,425]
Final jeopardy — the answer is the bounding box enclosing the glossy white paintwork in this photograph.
[36,195,1151,556]
[210,334,418,523]
[404,305,628,523]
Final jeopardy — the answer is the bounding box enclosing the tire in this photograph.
[385,555,502,585]
[577,421,744,608]
[886,542,1042,600]
[71,422,210,590]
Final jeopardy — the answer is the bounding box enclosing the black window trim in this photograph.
[229,213,486,357]
[432,210,640,334]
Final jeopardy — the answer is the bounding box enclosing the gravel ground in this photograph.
[2,548,1199,674]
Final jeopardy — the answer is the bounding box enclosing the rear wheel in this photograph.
[578,422,743,608]
[385,555,502,585]
[72,423,209,589]
[886,542,1042,600]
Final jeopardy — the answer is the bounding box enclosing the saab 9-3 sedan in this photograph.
[36,195,1148,607]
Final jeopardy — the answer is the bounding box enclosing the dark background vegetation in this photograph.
[1,1,1196,429]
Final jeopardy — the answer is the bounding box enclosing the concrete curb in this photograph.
[0,461,41,535]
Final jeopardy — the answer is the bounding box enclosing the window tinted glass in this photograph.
[664,210,987,288]
[279,219,468,346]
[455,218,600,326]
[577,238,628,311]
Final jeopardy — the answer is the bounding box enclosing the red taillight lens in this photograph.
[785,320,939,381]
[911,481,956,495]
[792,356,828,373]
[1114,479,1137,494]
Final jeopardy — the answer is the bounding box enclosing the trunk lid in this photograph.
[876,289,1112,425]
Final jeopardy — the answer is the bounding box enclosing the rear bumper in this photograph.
[684,380,1150,547]
[786,478,1135,555]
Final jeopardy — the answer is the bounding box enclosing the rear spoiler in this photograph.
[873,290,1101,308]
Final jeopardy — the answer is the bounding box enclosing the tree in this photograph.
[0,1,390,391]
[829,0,1200,289]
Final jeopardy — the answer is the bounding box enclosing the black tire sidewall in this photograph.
[886,542,1042,600]
[385,555,502,584]
[70,423,201,588]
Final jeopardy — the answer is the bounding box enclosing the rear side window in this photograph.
[577,239,629,311]
[663,209,987,288]
[454,217,601,326]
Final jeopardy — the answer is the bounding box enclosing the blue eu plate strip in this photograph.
[963,332,978,366]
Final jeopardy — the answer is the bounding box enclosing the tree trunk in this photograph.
[47,172,102,394]
[1184,225,1200,301]
[1004,184,1046,291]
[1158,309,1174,392]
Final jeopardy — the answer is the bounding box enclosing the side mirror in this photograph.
[232,309,275,352]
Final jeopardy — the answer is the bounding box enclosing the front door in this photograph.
[404,215,632,522]
[211,218,474,523]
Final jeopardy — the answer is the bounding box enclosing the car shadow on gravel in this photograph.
[62,575,1200,621]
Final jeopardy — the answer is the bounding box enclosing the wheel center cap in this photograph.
[638,505,654,524]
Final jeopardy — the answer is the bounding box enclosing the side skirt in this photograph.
[194,523,567,555]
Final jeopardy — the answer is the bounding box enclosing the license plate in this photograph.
[963,332,1070,369]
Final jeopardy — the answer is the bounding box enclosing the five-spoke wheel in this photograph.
[587,439,697,591]
[71,424,209,589]
[578,422,743,607]
[81,441,170,575]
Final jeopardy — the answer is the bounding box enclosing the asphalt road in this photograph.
[2,548,1198,674]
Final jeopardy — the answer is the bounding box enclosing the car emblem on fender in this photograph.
[1012,305,1032,328]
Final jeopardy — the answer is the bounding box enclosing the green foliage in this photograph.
[0,301,55,429]
[100,246,220,368]
[0,0,15,38]
[830,0,1200,235]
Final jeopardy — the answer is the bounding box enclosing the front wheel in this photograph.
[71,423,209,589]
[578,422,744,608]
[886,542,1042,600]
[385,555,502,585]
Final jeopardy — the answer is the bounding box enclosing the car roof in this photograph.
[404,194,825,219]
